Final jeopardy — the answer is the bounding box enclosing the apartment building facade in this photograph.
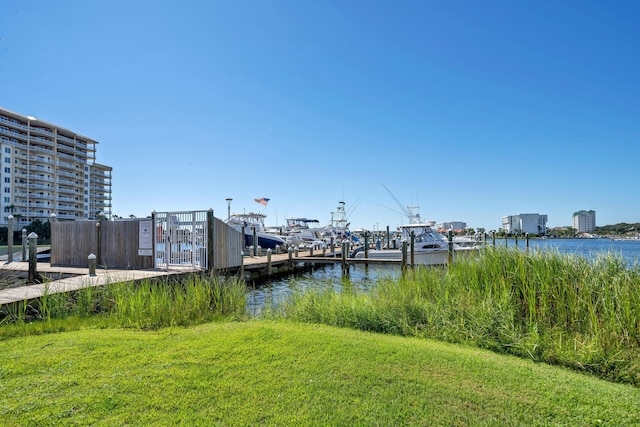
[502,213,548,235]
[0,107,112,227]
[573,210,596,233]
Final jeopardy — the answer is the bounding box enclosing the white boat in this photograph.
[351,221,477,265]
[226,212,286,250]
[284,217,326,248]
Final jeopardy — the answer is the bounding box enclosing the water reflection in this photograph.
[246,263,402,316]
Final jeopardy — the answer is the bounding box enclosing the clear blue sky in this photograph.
[2,1,639,231]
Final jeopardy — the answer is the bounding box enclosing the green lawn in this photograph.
[1,321,638,426]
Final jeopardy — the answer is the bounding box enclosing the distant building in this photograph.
[436,221,467,232]
[0,107,112,227]
[573,210,596,233]
[502,213,547,235]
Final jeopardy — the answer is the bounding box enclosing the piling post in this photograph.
[364,231,369,258]
[526,233,530,252]
[515,234,518,248]
[448,229,454,264]
[27,232,38,283]
[331,237,335,257]
[288,246,293,270]
[21,228,27,262]
[322,245,326,256]
[504,233,508,248]
[7,215,13,263]
[341,241,349,277]
[310,245,314,257]
[410,231,415,266]
[492,231,496,247]
[249,245,254,257]
[267,248,272,275]
[401,240,408,271]
[88,253,97,276]
[386,225,390,249]
[294,245,299,257]
[257,245,262,257]
[252,228,258,256]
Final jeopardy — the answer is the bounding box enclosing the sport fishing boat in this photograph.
[351,221,477,265]
[226,212,286,250]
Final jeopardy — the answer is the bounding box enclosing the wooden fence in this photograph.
[50,215,244,270]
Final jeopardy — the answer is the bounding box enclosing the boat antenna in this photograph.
[382,183,420,223]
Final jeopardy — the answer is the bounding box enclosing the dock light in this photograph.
[225,198,233,221]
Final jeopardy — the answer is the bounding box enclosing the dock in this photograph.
[0,247,402,305]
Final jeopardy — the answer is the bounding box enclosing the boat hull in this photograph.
[244,231,285,250]
[353,248,450,265]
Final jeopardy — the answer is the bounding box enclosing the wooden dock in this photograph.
[0,247,402,305]
[0,259,199,305]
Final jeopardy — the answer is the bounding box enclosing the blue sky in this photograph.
[2,1,639,231]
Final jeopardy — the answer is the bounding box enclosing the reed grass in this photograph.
[0,273,246,335]
[270,246,640,384]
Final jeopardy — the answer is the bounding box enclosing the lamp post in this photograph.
[225,198,233,221]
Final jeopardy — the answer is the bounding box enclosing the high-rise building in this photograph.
[502,213,548,235]
[573,210,596,233]
[0,107,112,227]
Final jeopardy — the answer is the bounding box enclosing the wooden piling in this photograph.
[28,232,38,283]
[410,231,415,266]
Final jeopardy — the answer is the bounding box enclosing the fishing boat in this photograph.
[226,212,286,250]
[351,221,477,265]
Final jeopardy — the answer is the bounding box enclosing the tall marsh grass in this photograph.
[271,247,640,384]
[0,274,246,334]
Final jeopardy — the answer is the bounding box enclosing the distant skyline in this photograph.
[2,1,639,231]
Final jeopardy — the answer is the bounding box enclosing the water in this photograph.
[245,238,640,315]
[246,263,402,316]
[497,237,640,266]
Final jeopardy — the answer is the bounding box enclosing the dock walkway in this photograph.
[0,261,198,305]
[0,248,399,305]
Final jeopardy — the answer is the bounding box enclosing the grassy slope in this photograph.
[1,321,639,426]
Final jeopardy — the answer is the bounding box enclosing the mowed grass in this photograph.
[1,321,639,426]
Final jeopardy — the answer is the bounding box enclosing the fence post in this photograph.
[88,253,97,276]
[7,215,13,263]
[96,221,102,268]
[207,209,214,272]
[28,232,38,283]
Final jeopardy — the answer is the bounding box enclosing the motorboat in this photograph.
[284,217,326,248]
[351,221,477,265]
[226,212,286,250]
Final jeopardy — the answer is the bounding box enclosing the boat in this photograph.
[226,212,286,250]
[284,217,327,248]
[351,221,478,265]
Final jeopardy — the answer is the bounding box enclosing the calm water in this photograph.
[246,238,640,315]
[498,237,640,265]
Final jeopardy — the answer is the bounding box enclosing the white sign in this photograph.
[139,220,153,256]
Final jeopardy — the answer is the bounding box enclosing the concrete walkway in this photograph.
[0,260,198,305]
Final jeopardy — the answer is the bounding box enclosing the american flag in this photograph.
[254,197,270,206]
